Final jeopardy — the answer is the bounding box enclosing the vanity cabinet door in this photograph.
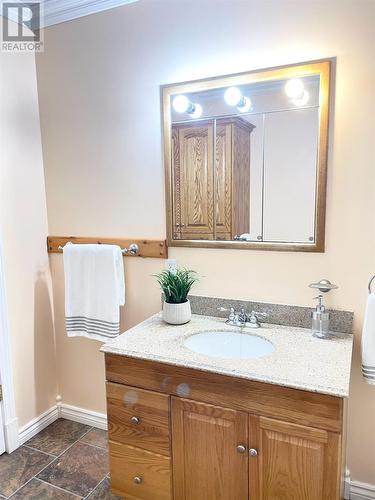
[171,397,248,500]
[249,415,341,500]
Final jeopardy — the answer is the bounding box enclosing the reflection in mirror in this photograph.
[164,61,330,251]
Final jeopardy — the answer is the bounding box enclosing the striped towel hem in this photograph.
[66,316,119,328]
[66,328,118,338]
[66,322,119,334]
[66,318,118,330]
[362,364,375,382]
[65,315,120,339]
[66,330,118,343]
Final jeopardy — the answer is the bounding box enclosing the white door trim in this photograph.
[0,238,19,452]
[0,398,4,454]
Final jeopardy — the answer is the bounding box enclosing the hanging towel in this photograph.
[361,293,375,384]
[63,244,125,342]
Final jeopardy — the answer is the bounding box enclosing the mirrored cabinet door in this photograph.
[172,122,214,240]
[163,60,331,252]
[172,118,255,241]
[214,121,232,239]
[262,108,318,243]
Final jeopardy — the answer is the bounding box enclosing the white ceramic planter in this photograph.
[162,299,191,325]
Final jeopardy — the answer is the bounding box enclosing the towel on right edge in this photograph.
[361,293,375,384]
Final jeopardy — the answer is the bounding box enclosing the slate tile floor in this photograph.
[0,419,122,499]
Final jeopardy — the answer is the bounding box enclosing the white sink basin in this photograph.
[184,330,274,360]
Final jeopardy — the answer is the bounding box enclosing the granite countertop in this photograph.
[101,313,353,398]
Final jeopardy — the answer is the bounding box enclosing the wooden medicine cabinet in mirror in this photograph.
[162,60,331,252]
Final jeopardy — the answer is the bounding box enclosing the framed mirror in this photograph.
[162,60,331,252]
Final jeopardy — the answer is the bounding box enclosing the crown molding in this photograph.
[2,0,136,29]
[40,0,139,28]
[41,0,139,28]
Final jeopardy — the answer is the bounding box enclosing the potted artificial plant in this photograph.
[155,268,198,325]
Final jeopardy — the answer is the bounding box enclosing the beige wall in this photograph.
[36,0,375,483]
[0,22,57,427]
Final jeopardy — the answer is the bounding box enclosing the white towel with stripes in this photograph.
[361,293,375,384]
[63,244,125,342]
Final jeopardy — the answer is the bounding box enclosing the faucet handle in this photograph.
[217,306,235,320]
[246,311,268,328]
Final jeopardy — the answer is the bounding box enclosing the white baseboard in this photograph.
[19,406,59,445]
[59,403,107,430]
[18,401,107,446]
[344,469,375,500]
[351,480,375,500]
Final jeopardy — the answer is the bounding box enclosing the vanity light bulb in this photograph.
[292,90,310,107]
[172,95,190,113]
[284,78,304,99]
[189,103,203,119]
[237,96,252,113]
[224,87,243,106]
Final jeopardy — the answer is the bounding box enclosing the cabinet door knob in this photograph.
[133,476,143,484]
[249,448,258,457]
[237,444,247,454]
[131,416,141,424]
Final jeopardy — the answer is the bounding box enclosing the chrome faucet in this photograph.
[217,307,268,328]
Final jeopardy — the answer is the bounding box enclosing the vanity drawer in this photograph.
[109,441,172,500]
[106,382,170,456]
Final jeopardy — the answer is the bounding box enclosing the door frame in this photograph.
[0,237,19,452]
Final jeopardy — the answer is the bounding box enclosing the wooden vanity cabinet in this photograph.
[105,354,344,500]
[172,118,255,241]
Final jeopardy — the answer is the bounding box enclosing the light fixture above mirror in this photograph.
[284,78,305,98]
[292,90,310,107]
[284,78,310,106]
[224,86,252,112]
[172,95,202,118]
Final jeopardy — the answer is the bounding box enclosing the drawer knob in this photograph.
[131,416,141,424]
[249,448,258,457]
[133,476,143,484]
[237,444,247,454]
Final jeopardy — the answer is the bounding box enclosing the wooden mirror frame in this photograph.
[162,59,331,252]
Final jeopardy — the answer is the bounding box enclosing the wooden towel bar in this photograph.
[47,236,168,258]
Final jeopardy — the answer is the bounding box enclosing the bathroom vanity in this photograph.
[101,309,352,500]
